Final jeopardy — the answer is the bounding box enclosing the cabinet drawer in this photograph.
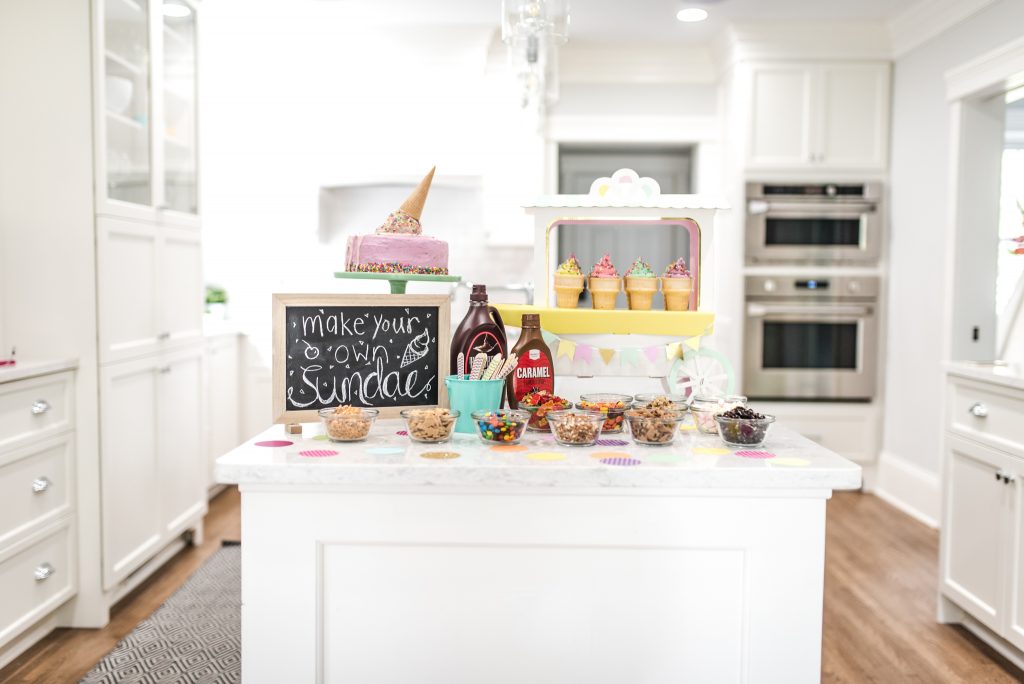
[0,373,73,453]
[0,438,72,548]
[949,380,1024,456]
[0,523,75,646]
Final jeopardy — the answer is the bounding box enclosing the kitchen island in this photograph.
[217,421,860,684]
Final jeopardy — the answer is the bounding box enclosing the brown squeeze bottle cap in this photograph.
[521,313,540,328]
[470,284,488,303]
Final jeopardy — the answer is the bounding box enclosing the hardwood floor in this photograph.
[0,487,240,684]
[1,488,1021,683]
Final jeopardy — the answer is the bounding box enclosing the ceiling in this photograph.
[327,0,924,44]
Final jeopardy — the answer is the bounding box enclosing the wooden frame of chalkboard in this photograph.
[272,293,451,422]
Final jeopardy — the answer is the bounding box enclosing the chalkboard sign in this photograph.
[272,294,450,421]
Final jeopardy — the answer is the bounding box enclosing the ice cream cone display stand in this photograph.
[218,167,861,684]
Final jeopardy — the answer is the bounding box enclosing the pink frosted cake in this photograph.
[345,167,449,275]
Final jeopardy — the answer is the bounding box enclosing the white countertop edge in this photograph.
[0,358,78,384]
[946,361,1024,391]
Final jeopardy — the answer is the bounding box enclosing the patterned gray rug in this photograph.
[80,544,241,684]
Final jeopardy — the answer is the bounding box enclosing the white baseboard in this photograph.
[874,450,941,528]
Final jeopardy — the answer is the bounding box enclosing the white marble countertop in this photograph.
[947,361,1024,392]
[0,358,77,384]
[217,419,861,491]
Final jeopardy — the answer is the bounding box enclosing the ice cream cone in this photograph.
[399,166,436,220]
[625,276,658,310]
[553,274,585,308]
[661,276,692,311]
[588,276,622,310]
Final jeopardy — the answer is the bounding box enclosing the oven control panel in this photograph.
[746,276,879,299]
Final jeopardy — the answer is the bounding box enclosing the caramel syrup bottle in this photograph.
[507,313,554,406]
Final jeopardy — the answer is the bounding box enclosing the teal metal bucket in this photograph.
[445,374,505,433]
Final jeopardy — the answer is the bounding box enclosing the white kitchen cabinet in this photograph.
[99,346,207,589]
[205,334,241,489]
[746,62,889,171]
[97,218,203,364]
[93,0,199,225]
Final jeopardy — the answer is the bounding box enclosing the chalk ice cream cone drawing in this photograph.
[588,254,621,310]
[553,254,584,308]
[661,257,693,311]
[401,329,430,368]
[624,258,658,310]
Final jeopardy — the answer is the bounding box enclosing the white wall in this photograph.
[878,0,1024,522]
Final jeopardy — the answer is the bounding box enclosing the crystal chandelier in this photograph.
[501,0,570,114]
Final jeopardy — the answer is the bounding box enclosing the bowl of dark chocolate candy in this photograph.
[714,406,775,448]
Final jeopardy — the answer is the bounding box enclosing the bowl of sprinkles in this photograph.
[472,409,530,444]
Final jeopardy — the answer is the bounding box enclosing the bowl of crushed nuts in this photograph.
[400,407,459,443]
[319,406,378,442]
[624,397,686,446]
[546,409,605,447]
[714,407,775,448]
[633,393,689,408]
[472,409,530,444]
[576,393,632,433]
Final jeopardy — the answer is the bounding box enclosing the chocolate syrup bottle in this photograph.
[507,313,554,405]
[450,285,508,376]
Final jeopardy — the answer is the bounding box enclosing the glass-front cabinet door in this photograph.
[97,0,198,221]
[161,1,198,215]
[101,0,152,208]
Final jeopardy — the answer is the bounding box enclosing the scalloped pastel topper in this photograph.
[588,168,661,202]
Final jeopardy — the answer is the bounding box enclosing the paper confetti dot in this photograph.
[679,424,697,432]
[421,451,460,460]
[736,450,775,459]
[643,453,685,464]
[255,440,293,448]
[591,451,631,460]
[600,457,642,466]
[395,430,408,436]
[772,457,811,467]
[312,435,329,441]
[490,445,527,452]
[595,439,629,446]
[366,447,404,455]
[298,449,338,458]
[527,452,568,462]
[693,447,731,455]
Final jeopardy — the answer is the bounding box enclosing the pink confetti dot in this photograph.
[736,450,775,459]
[395,430,408,436]
[298,449,338,458]
[255,440,293,447]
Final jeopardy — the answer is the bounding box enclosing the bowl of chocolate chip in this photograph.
[546,409,605,447]
[401,408,459,443]
[624,397,686,446]
[714,406,775,448]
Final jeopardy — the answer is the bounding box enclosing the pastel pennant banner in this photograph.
[557,339,577,360]
[576,344,594,364]
[643,346,662,364]
[619,347,642,367]
[684,335,702,351]
[665,342,682,362]
[599,348,616,364]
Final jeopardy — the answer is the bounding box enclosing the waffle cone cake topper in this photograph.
[376,166,436,235]
[401,166,435,220]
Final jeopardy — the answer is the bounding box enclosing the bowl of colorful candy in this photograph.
[518,390,571,431]
[472,409,530,444]
[575,393,632,433]
[714,406,775,448]
[546,409,605,447]
[624,397,686,446]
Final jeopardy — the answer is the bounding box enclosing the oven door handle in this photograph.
[747,304,874,317]
[750,201,877,214]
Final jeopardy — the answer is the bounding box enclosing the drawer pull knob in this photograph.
[32,477,51,493]
[969,403,989,418]
[158,331,171,340]
[31,400,51,415]
[34,563,55,582]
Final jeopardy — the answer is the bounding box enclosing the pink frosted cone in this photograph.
[588,276,622,310]
[661,276,692,311]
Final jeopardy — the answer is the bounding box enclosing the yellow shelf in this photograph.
[494,304,715,336]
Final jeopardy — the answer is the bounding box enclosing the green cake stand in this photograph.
[334,271,462,294]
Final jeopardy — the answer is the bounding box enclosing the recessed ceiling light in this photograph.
[162,2,191,18]
[676,7,708,22]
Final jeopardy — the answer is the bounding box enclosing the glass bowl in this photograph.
[576,393,633,433]
[714,414,776,448]
[472,409,530,444]
[400,408,459,443]
[624,410,686,446]
[518,396,571,431]
[546,409,605,447]
[319,407,378,442]
[633,393,689,408]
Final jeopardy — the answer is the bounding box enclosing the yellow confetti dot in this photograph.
[679,424,697,432]
[772,457,811,467]
[527,452,568,462]
[591,451,631,459]
[693,447,731,455]
[421,451,460,460]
